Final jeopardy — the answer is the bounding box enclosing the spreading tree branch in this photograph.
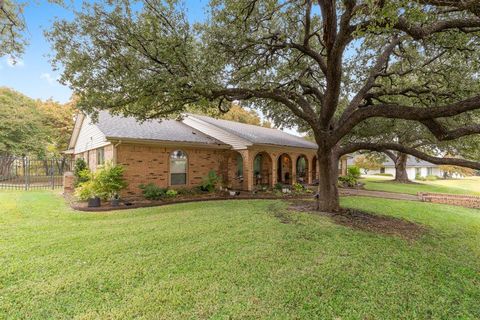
[334,94,480,143]
[337,142,480,169]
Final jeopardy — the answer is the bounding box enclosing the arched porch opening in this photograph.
[296,155,309,184]
[224,151,245,190]
[253,152,272,187]
[277,153,292,185]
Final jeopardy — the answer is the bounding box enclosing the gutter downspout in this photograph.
[113,140,122,164]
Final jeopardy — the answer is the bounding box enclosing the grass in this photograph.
[0,191,479,319]
[360,176,480,196]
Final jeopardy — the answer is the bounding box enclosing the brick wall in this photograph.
[74,144,113,171]
[419,192,480,209]
[116,144,225,197]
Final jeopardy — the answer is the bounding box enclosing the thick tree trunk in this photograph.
[394,153,410,183]
[316,149,340,212]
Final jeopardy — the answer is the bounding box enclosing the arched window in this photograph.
[170,150,187,185]
[236,154,243,177]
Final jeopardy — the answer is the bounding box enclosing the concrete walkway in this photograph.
[340,188,420,202]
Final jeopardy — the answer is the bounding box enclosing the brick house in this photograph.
[66,111,348,197]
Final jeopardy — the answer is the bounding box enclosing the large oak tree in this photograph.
[48,0,480,211]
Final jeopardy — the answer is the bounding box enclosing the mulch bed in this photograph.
[68,192,313,212]
[288,200,427,241]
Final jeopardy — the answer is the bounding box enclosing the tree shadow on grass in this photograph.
[288,200,428,242]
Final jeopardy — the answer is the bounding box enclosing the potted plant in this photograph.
[110,193,120,206]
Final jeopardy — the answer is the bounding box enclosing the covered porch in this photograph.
[221,147,348,192]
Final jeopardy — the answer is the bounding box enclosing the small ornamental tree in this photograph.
[354,155,382,175]
[48,1,480,211]
[439,165,476,179]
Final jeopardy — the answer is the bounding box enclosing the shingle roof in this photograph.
[382,157,437,167]
[189,114,317,149]
[94,111,225,145]
[347,155,437,167]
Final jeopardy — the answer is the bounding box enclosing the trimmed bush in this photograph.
[338,175,357,187]
[139,183,167,200]
[201,170,221,192]
[73,158,90,187]
[166,189,178,197]
[348,166,361,179]
[292,182,304,192]
[176,187,200,195]
[274,182,283,191]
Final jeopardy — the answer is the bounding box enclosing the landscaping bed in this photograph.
[68,190,314,212]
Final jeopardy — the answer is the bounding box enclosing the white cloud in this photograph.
[40,73,59,86]
[6,56,25,68]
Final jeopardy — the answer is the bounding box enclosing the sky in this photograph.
[0,0,208,103]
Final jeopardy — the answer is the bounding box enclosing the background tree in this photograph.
[36,97,77,157]
[0,0,65,59]
[0,88,49,175]
[439,165,476,179]
[354,154,383,175]
[0,87,77,158]
[48,0,480,211]
[220,103,271,128]
[0,0,26,58]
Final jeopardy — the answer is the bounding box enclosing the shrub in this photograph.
[292,182,305,192]
[176,187,199,195]
[425,175,438,181]
[201,170,221,192]
[95,163,128,200]
[274,182,283,191]
[348,166,361,179]
[139,183,167,200]
[415,174,426,181]
[75,179,101,201]
[73,158,90,187]
[166,189,178,197]
[338,174,358,187]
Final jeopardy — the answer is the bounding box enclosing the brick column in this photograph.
[291,154,296,185]
[63,172,75,194]
[307,155,313,184]
[241,150,253,191]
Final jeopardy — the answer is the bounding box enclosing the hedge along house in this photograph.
[66,111,349,198]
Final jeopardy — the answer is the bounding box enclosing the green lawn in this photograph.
[1,191,479,319]
[360,176,480,196]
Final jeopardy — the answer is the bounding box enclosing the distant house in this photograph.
[66,111,348,197]
[349,155,459,180]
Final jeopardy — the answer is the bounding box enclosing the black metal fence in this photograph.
[0,156,74,190]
